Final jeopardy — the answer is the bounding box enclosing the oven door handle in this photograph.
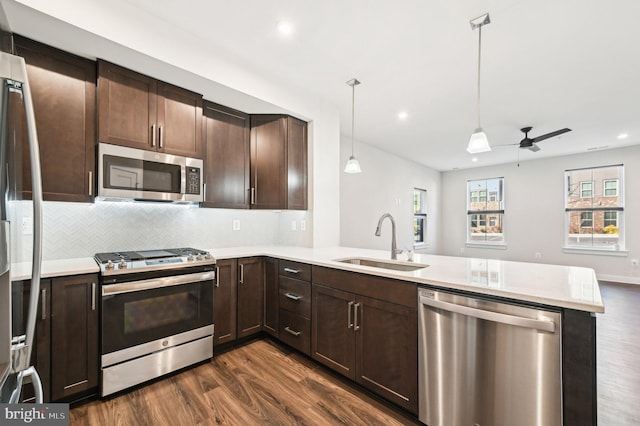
[102,271,215,296]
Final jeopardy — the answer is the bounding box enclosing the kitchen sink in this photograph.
[335,257,429,272]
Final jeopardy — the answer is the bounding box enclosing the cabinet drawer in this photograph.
[279,276,311,317]
[278,309,310,355]
[279,260,311,281]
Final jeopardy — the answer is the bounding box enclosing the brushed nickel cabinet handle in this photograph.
[285,292,302,301]
[91,282,96,311]
[158,125,163,148]
[347,301,354,329]
[41,288,46,320]
[250,187,256,205]
[215,266,220,287]
[239,264,244,284]
[284,326,301,337]
[354,303,361,331]
[151,124,157,147]
[283,267,300,274]
[88,171,93,196]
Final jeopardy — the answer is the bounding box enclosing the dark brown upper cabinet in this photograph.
[97,60,203,159]
[15,35,96,202]
[250,114,307,210]
[202,102,250,208]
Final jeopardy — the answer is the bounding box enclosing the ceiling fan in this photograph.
[514,126,572,152]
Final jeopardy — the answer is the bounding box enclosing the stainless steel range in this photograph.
[95,248,215,397]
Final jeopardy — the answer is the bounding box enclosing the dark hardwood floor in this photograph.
[597,282,640,425]
[69,339,417,425]
[69,281,639,425]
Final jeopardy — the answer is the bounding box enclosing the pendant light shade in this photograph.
[467,13,492,154]
[344,78,362,174]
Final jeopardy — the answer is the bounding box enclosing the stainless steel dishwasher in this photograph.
[418,287,562,426]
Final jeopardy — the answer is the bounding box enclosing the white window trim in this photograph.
[580,181,594,198]
[562,247,628,257]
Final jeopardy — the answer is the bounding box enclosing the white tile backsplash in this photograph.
[9,200,311,262]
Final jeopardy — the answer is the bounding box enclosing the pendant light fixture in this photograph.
[467,13,492,154]
[344,78,362,173]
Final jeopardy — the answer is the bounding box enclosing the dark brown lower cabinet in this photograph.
[50,274,99,401]
[311,267,418,415]
[213,259,237,346]
[11,274,98,403]
[237,257,263,338]
[263,258,279,337]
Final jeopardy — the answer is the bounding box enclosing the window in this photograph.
[565,164,624,250]
[604,179,618,196]
[604,211,618,228]
[580,181,593,198]
[467,177,504,244]
[580,212,593,228]
[413,188,427,245]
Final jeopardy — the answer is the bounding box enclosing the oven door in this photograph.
[101,271,214,357]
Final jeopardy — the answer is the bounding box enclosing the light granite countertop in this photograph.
[11,246,604,313]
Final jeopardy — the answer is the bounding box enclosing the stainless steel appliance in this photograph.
[97,142,203,203]
[418,287,562,426]
[96,248,215,396]
[0,21,45,403]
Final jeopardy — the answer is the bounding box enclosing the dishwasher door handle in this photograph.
[419,295,556,333]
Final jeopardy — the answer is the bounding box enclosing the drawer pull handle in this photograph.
[284,326,301,337]
[285,292,302,301]
[283,267,300,274]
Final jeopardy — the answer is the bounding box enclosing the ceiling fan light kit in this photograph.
[344,78,363,174]
[467,13,492,155]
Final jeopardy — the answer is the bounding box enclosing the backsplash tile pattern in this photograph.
[10,201,311,262]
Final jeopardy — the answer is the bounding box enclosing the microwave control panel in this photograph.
[186,167,201,195]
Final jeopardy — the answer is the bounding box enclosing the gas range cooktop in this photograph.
[94,247,215,275]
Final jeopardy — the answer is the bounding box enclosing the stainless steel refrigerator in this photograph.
[0,1,45,403]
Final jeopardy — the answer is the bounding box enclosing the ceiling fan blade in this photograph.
[527,143,541,152]
[532,128,572,143]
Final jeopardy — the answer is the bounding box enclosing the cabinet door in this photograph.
[213,259,237,346]
[50,274,98,401]
[16,36,96,202]
[263,257,279,337]
[237,257,263,338]
[356,295,418,414]
[286,117,308,210]
[311,285,356,380]
[202,102,250,208]
[98,60,157,151]
[11,279,51,402]
[157,82,203,158]
[250,115,287,209]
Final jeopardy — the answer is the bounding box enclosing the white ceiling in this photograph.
[6,0,640,171]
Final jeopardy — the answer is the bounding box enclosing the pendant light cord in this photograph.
[477,25,482,129]
[351,82,356,156]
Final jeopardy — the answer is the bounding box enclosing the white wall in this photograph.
[440,145,640,283]
[340,139,441,255]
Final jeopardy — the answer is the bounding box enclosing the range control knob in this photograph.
[187,255,195,262]
[105,260,114,270]
[118,260,127,269]
[204,253,212,259]
[196,254,204,261]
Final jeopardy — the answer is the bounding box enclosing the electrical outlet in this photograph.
[632,259,639,267]
[22,217,33,236]
[535,252,541,260]
[300,220,306,231]
[291,220,297,231]
[232,219,240,231]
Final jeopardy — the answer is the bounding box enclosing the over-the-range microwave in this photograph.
[97,143,203,203]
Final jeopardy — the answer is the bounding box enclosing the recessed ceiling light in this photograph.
[471,157,478,162]
[397,111,408,120]
[277,21,294,36]
[617,133,628,140]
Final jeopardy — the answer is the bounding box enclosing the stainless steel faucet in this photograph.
[375,213,402,260]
